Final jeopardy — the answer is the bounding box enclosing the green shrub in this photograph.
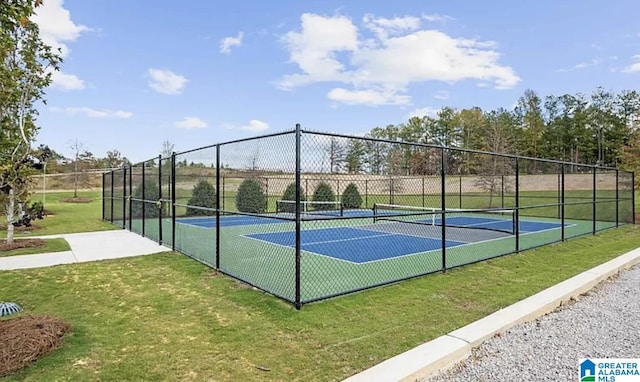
[131,182,160,218]
[236,178,266,213]
[279,182,306,213]
[341,182,362,209]
[186,180,216,216]
[312,182,336,210]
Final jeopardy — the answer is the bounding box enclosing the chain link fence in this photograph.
[102,125,635,309]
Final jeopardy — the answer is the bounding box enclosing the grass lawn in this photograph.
[1,190,116,238]
[1,224,639,381]
[0,238,70,258]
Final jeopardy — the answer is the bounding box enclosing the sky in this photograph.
[31,0,640,164]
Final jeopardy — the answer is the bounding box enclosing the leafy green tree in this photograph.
[236,178,266,213]
[341,183,362,209]
[345,139,366,174]
[312,182,335,210]
[131,182,161,218]
[279,182,305,213]
[186,180,216,216]
[1,0,61,243]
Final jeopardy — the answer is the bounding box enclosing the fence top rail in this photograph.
[300,129,622,171]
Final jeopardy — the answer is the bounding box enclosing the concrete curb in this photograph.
[343,247,640,382]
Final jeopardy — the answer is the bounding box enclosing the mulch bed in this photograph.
[0,239,45,252]
[0,315,71,378]
[59,197,93,203]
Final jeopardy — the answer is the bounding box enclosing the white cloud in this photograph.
[174,117,208,129]
[50,70,85,90]
[148,69,188,94]
[31,0,90,58]
[224,120,270,131]
[327,88,410,106]
[50,107,133,119]
[220,32,244,54]
[555,58,602,72]
[434,90,450,100]
[422,13,454,23]
[406,107,439,119]
[622,55,640,73]
[277,13,520,105]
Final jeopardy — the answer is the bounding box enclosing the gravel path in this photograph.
[426,263,640,382]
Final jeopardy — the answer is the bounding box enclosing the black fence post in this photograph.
[158,155,162,245]
[128,165,132,230]
[459,174,462,209]
[422,177,425,207]
[171,153,176,251]
[122,167,127,228]
[142,163,146,237]
[365,180,368,209]
[389,178,393,204]
[592,167,597,234]
[615,169,619,228]
[561,164,565,241]
[101,173,106,221]
[216,145,221,269]
[557,172,561,219]
[515,157,520,252]
[265,177,269,213]
[295,123,302,310]
[501,175,505,209]
[633,172,636,225]
[222,177,226,211]
[441,147,446,272]
[110,171,114,224]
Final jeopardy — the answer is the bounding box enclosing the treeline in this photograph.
[326,88,640,176]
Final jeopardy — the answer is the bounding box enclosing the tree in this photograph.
[312,182,336,210]
[341,183,362,209]
[68,139,94,197]
[326,137,345,174]
[131,182,161,218]
[161,140,175,159]
[105,149,126,169]
[1,0,61,243]
[345,139,366,174]
[186,180,216,216]
[515,89,545,172]
[235,178,266,213]
[279,182,306,213]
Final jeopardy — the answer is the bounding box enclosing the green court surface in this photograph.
[125,212,618,304]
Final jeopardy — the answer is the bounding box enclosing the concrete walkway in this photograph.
[0,230,171,270]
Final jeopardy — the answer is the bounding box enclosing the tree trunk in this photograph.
[6,188,15,244]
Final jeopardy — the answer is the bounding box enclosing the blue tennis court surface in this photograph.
[177,215,282,228]
[247,227,466,264]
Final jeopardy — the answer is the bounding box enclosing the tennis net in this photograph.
[373,203,518,235]
[275,200,344,218]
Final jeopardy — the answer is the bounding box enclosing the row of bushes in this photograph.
[127,178,363,216]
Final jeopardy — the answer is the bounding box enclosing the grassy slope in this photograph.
[1,225,639,381]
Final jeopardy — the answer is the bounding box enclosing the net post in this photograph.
[295,123,302,310]
[515,157,520,252]
[592,166,596,234]
[141,162,146,237]
[171,153,176,251]
[158,155,162,245]
[561,163,565,241]
[216,145,221,269]
[440,147,446,272]
[128,165,132,230]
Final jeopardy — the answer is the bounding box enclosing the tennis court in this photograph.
[177,206,566,265]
